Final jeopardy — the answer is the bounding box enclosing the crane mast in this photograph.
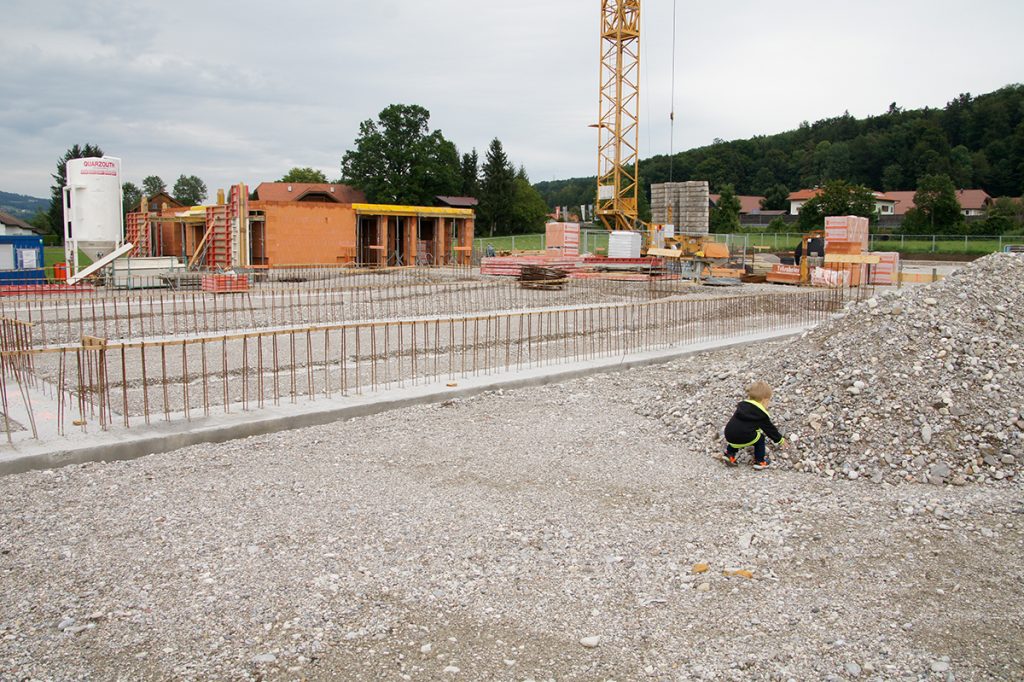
[596,0,641,232]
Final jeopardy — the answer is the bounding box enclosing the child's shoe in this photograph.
[723,451,738,467]
[751,459,770,470]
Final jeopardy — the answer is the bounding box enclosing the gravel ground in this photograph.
[2,336,1022,680]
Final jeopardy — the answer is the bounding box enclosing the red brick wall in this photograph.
[252,201,357,265]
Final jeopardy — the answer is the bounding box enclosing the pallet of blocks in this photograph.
[748,253,779,277]
[824,215,870,251]
[201,274,250,293]
[869,252,900,285]
[480,256,580,277]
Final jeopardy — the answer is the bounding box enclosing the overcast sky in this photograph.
[2,0,1023,199]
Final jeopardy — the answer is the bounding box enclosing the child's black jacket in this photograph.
[724,400,784,447]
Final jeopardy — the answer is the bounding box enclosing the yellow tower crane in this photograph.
[594,0,641,232]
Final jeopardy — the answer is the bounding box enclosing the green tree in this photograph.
[710,184,741,233]
[340,104,461,205]
[122,181,143,214]
[142,175,166,197]
[460,150,480,197]
[881,163,904,191]
[477,138,516,236]
[173,175,208,205]
[902,174,964,234]
[979,196,1023,235]
[48,143,104,235]
[797,180,877,231]
[949,145,974,187]
[509,167,549,233]
[280,167,328,183]
[761,184,790,211]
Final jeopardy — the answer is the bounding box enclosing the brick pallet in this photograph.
[201,274,250,293]
[480,256,582,277]
[0,284,96,297]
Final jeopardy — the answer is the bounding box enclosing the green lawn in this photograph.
[44,246,93,281]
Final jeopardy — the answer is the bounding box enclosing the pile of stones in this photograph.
[642,252,1024,486]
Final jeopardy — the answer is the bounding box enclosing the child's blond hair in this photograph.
[747,381,773,402]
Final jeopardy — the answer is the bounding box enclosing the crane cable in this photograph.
[669,0,677,182]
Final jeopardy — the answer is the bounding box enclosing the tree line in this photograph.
[339,104,548,236]
[537,84,1024,234]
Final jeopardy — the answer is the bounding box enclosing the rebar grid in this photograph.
[0,273,725,346]
[1,289,844,439]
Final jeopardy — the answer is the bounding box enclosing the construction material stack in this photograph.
[608,231,643,259]
[822,216,870,286]
[545,223,580,257]
[201,273,250,293]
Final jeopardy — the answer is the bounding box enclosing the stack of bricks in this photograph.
[650,181,709,233]
[823,216,870,287]
[869,252,900,285]
[201,274,250,293]
[545,223,580,256]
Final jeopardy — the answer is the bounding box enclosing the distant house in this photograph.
[786,189,822,215]
[874,192,897,216]
[709,194,766,215]
[0,210,45,236]
[147,192,184,213]
[955,189,992,216]
[880,189,992,217]
[253,182,365,204]
[787,189,898,216]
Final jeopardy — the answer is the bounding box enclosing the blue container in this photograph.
[0,235,46,285]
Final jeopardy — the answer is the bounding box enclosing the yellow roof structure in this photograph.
[352,203,474,218]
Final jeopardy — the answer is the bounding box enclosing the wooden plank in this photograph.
[187,224,216,269]
[646,247,684,258]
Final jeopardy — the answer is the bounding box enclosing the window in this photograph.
[0,244,14,271]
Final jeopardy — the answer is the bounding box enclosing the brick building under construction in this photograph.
[126,182,475,269]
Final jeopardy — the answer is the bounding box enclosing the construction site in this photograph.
[1,1,1022,681]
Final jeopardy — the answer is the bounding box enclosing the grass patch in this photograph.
[44,246,93,281]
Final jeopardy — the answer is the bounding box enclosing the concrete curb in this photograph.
[0,327,806,476]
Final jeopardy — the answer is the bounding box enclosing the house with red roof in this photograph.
[709,194,766,215]
[875,189,992,217]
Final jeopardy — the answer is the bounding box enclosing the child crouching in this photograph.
[723,381,786,470]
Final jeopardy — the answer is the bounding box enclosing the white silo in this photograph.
[62,156,124,276]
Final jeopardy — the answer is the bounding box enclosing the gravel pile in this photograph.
[640,252,1024,486]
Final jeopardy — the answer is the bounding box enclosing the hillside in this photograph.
[537,84,1024,211]
[0,191,48,220]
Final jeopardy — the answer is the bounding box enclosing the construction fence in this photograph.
[0,289,844,441]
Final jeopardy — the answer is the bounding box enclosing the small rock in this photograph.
[931,660,951,673]
[845,661,862,677]
[921,425,933,444]
[580,636,601,648]
[691,563,709,574]
[697,582,711,593]
[420,643,433,655]
[443,665,461,674]
[253,653,277,665]
[57,618,75,631]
